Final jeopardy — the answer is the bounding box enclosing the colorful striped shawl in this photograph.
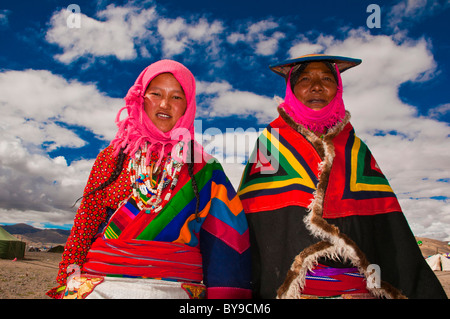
[101,158,249,254]
[238,115,401,217]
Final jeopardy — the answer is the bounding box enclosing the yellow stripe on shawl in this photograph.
[264,129,316,190]
[350,137,394,192]
[104,226,119,239]
[238,178,313,196]
[238,129,316,196]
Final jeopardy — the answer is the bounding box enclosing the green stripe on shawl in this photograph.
[104,221,121,239]
[136,160,224,240]
[240,129,307,188]
[355,138,390,187]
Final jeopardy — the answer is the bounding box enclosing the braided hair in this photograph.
[187,140,201,221]
[72,143,201,220]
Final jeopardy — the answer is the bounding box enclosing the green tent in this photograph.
[0,226,26,259]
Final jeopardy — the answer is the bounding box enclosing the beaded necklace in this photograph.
[128,141,184,214]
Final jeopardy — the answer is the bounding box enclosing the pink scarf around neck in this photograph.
[279,64,346,134]
[110,60,203,166]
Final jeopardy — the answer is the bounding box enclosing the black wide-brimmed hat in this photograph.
[269,53,362,77]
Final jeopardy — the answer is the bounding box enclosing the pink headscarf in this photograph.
[110,60,201,165]
[279,63,346,134]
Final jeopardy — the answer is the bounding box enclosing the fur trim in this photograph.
[276,107,406,299]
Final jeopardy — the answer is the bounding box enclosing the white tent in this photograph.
[441,254,450,271]
[426,254,450,271]
[426,254,441,271]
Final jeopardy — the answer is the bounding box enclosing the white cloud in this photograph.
[428,103,450,119]
[46,3,226,63]
[288,34,337,58]
[0,69,123,225]
[195,130,261,190]
[196,80,278,124]
[386,0,450,31]
[227,19,285,56]
[0,134,93,219]
[46,4,157,63]
[157,17,224,57]
[0,69,122,146]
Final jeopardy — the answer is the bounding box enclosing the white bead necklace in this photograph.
[128,141,185,214]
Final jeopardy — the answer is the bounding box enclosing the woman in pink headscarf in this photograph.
[238,54,446,299]
[47,60,251,299]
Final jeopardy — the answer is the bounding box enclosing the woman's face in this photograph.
[144,73,187,133]
[293,62,338,110]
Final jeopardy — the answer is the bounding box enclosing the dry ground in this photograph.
[0,251,61,299]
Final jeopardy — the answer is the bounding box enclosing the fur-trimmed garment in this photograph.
[238,108,447,299]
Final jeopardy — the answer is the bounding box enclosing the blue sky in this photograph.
[0,0,449,240]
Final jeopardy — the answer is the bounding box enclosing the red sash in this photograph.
[302,264,369,297]
[83,237,203,283]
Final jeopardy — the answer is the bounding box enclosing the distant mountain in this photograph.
[416,237,450,257]
[1,223,70,245]
[2,223,40,234]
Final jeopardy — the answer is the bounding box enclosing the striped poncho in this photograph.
[47,145,251,299]
[238,108,446,299]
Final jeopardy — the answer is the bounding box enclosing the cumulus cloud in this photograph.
[46,4,157,63]
[0,69,122,145]
[227,19,285,56]
[288,34,339,58]
[386,0,450,31]
[0,134,93,226]
[0,69,123,226]
[196,80,278,124]
[428,103,450,119]
[46,3,226,63]
[45,4,285,65]
[157,17,224,57]
[194,129,261,190]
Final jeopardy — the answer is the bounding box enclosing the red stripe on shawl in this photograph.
[83,238,203,282]
[201,214,250,254]
[241,189,314,214]
[323,123,402,218]
[111,209,132,230]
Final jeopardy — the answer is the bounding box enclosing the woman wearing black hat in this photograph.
[238,54,447,299]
